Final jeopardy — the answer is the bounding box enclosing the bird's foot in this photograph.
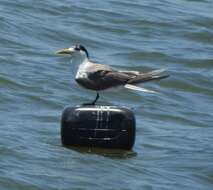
[82,102,96,106]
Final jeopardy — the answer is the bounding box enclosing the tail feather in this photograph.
[124,84,157,93]
[127,69,169,84]
[148,69,166,75]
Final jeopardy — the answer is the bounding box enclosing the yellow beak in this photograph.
[56,48,74,55]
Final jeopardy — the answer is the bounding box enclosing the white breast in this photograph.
[75,62,89,79]
[75,71,88,79]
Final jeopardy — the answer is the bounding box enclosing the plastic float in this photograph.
[61,105,136,150]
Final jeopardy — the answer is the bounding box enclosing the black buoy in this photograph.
[61,105,136,150]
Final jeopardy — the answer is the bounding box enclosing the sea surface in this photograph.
[0,0,213,189]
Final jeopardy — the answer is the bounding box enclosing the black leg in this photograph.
[82,92,100,106]
[91,92,99,105]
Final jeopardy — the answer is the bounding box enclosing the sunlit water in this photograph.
[0,0,213,189]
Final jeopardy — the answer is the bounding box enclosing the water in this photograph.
[0,0,213,189]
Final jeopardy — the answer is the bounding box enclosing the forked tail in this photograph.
[124,84,158,93]
[124,69,169,93]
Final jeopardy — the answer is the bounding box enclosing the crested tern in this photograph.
[56,44,169,105]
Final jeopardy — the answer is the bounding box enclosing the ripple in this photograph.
[1,0,213,190]
[184,30,213,45]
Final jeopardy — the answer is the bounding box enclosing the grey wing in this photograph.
[86,63,139,75]
[86,70,132,90]
[86,63,113,73]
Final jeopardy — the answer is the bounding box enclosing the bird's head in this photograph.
[56,44,89,58]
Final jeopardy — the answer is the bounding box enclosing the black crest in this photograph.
[75,44,89,58]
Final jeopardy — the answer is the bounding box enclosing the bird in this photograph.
[56,44,169,105]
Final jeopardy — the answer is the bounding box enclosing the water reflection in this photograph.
[64,145,137,159]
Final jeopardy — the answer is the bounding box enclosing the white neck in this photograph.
[70,54,89,78]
